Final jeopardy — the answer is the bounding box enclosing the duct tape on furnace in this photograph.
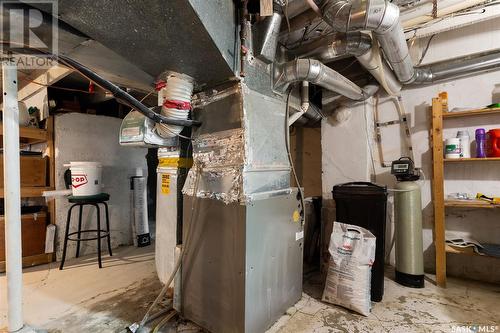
[130,169,151,247]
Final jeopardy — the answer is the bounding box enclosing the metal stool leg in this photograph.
[60,204,77,270]
[94,204,102,268]
[103,202,112,256]
[75,204,83,258]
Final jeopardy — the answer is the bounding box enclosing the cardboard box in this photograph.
[0,155,48,187]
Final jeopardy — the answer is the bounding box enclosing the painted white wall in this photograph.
[322,18,500,282]
[54,113,148,261]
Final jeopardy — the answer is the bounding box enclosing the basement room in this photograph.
[0,0,499,332]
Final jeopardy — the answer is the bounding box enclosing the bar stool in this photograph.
[59,193,112,270]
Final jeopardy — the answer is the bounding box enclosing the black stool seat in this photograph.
[60,192,112,270]
[68,193,110,204]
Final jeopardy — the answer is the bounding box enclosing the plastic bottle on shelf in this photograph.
[475,128,487,158]
[439,92,449,112]
[445,138,461,159]
[456,130,470,158]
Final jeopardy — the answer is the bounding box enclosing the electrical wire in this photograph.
[283,0,291,32]
[0,41,200,129]
[306,0,321,15]
[285,88,306,225]
[138,165,202,328]
[0,41,196,141]
[152,310,177,333]
[416,34,436,66]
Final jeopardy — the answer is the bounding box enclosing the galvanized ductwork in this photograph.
[413,49,500,84]
[275,58,377,100]
[295,32,372,61]
[319,0,416,83]
[296,32,403,94]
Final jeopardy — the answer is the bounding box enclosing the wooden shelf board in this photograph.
[444,199,500,208]
[0,123,49,145]
[444,157,500,162]
[443,107,500,118]
[0,186,54,198]
[445,245,499,259]
[0,253,53,272]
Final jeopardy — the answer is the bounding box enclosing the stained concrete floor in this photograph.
[1,245,499,333]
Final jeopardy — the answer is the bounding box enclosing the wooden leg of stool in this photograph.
[75,204,83,258]
[94,204,102,268]
[103,202,112,256]
[60,204,76,270]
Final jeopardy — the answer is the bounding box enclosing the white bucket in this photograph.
[66,162,103,196]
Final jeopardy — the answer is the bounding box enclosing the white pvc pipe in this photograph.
[2,64,23,331]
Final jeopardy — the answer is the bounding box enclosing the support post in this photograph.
[2,64,23,331]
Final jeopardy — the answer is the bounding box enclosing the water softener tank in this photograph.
[394,181,424,288]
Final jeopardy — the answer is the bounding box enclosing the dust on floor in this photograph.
[1,246,498,333]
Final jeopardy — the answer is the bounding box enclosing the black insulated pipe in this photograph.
[57,55,201,127]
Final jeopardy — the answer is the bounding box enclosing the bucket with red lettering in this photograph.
[66,162,103,196]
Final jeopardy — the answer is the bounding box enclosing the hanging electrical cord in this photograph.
[56,55,201,128]
[0,41,201,129]
[416,34,436,66]
[285,88,306,225]
[136,165,202,330]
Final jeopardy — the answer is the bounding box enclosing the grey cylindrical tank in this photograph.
[394,181,424,288]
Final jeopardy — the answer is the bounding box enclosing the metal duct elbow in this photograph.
[277,58,373,100]
[294,32,371,62]
[319,0,416,83]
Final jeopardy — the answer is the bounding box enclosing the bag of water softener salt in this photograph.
[322,222,376,316]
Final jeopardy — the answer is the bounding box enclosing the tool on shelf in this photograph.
[476,192,500,204]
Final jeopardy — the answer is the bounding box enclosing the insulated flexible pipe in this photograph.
[155,74,194,138]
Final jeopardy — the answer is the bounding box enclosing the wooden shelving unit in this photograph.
[0,117,56,271]
[431,99,500,287]
[444,157,500,162]
[444,199,500,208]
[443,107,500,118]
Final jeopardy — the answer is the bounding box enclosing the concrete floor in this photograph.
[1,245,499,333]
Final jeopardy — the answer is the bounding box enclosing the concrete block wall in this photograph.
[321,18,500,283]
[54,113,148,261]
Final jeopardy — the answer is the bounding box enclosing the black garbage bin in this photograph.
[332,182,388,302]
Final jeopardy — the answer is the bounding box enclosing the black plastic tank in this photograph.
[332,182,388,302]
